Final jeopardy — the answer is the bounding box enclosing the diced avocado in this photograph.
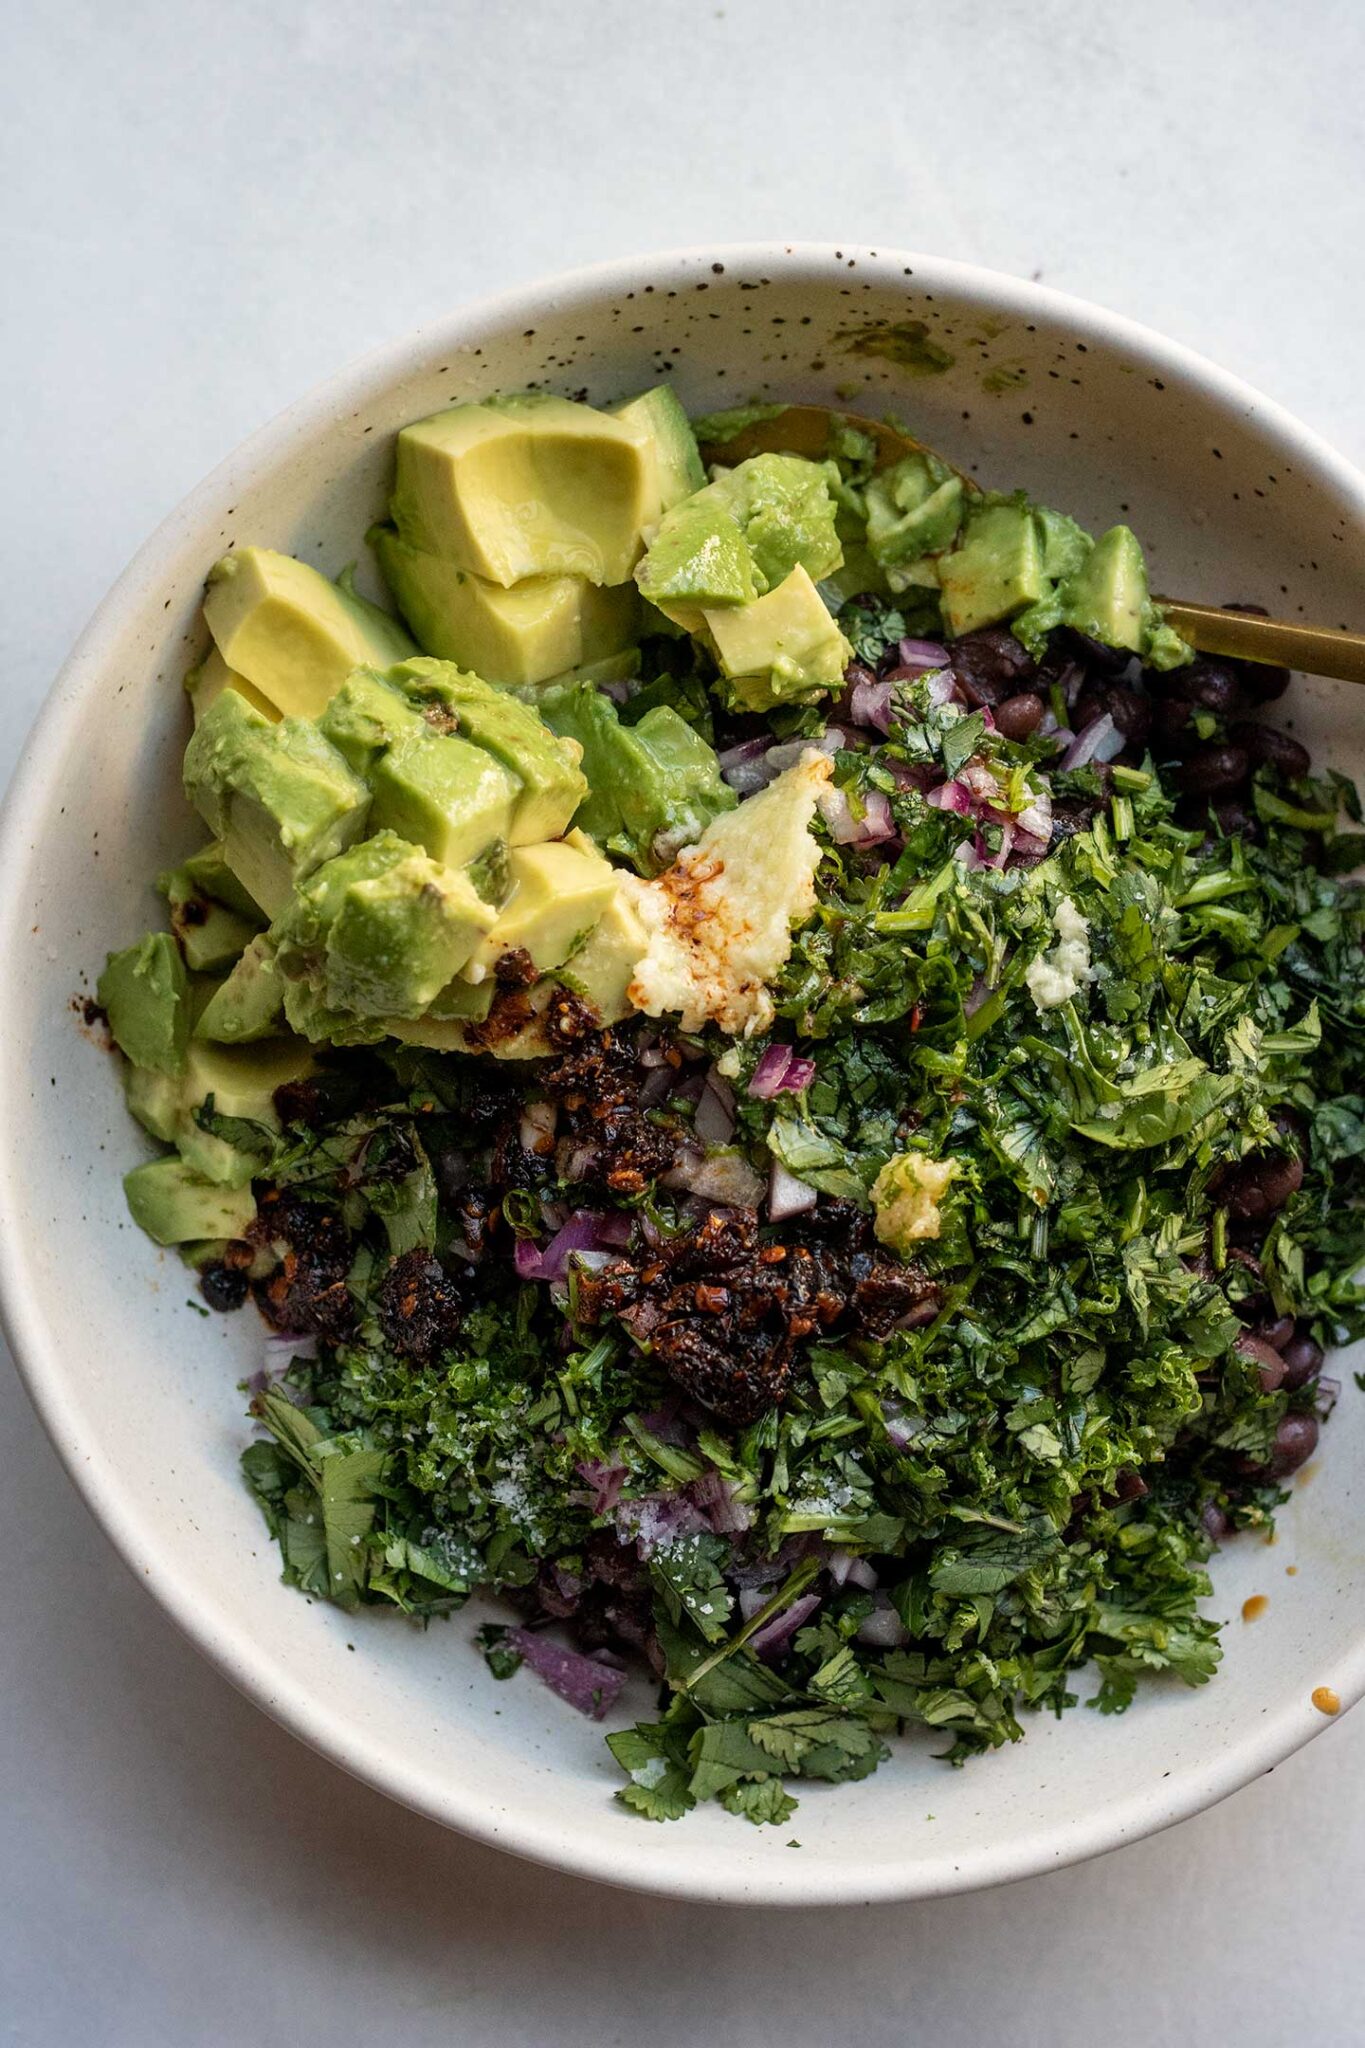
[273,831,498,1026]
[465,837,617,981]
[183,690,371,918]
[371,523,639,686]
[123,1062,183,1142]
[612,385,705,514]
[703,565,852,711]
[635,493,758,624]
[383,659,587,844]
[1036,506,1093,583]
[158,866,261,974]
[316,668,428,774]
[369,732,519,870]
[537,682,735,873]
[185,645,280,726]
[175,1034,314,1185]
[202,548,415,720]
[1059,525,1148,653]
[558,885,648,1023]
[707,453,844,592]
[528,647,642,695]
[938,500,1047,636]
[424,974,496,1023]
[181,840,263,921]
[98,932,189,1075]
[864,453,964,573]
[123,1155,257,1246]
[390,395,657,587]
[195,934,286,1042]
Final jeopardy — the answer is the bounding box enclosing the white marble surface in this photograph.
[3,2,1364,2040]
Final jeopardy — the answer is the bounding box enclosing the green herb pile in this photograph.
[240,668,1365,1826]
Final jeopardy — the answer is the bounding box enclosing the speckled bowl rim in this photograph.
[2,244,1363,1907]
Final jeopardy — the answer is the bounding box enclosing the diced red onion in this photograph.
[768,1158,818,1220]
[1015,787,1052,842]
[898,637,950,669]
[664,1147,766,1207]
[689,1467,752,1535]
[975,819,1016,870]
[718,737,776,794]
[926,778,974,815]
[750,1592,822,1660]
[963,974,990,1017]
[1059,712,1122,770]
[828,1547,878,1590]
[637,1067,673,1107]
[738,1585,773,1622]
[855,1597,911,1649]
[847,674,895,734]
[516,1209,632,1282]
[748,1045,816,1099]
[922,668,959,707]
[575,1458,628,1515]
[819,783,897,847]
[953,838,986,871]
[504,1628,628,1720]
[694,1071,737,1146]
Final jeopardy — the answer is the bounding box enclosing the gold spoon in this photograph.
[698,405,1365,686]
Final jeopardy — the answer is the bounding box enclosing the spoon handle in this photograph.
[1157,600,1365,687]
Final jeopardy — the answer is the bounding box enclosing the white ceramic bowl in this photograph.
[3,246,1362,1907]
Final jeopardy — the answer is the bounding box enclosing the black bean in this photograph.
[1218,1149,1305,1223]
[1154,695,1193,745]
[950,626,1035,706]
[994,690,1045,740]
[1258,1314,1296,1353]
[1268,1412,1319,1478]
[1181,659,1245,715]
[1051,627,1132,676]
[1234,661,1291,705]
[1075,683,1152,747]
[1172,744,1250,796]
[1236,1332,1288,1392]
[1281,1328,1325,1391]
[1229,721,1311,780]
[200,1263,248,1312]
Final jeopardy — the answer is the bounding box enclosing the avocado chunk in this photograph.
[316,667,429,773]
[465,835,618,981]
[863,452,964,578]
[703,565,852,711]
[537,681,735,873]
[371,523,639,685]
[183,690,371,918]
[158,864,262,974]
[390,395,657,587]
[558,885,648,1022]
[1058,524,1148,653]
[611,385,705,513]
[707,453,844,592]
[185,645,280,726]
[272,831,498,1029]
[123,1155,257,1246]
[938,499,1047,636]
[634,493,757,626]
[531,647,642,694]
[202,548,414,721]
[181,840,264,921]
[383,659,586,844]
[123,1062,183,1143]
[98,932,189,1075]
[194,934,286,1042]
[174,1034,315,1185]
[369,731,519,870]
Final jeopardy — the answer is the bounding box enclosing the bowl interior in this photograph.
[3,247,1363,1905]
